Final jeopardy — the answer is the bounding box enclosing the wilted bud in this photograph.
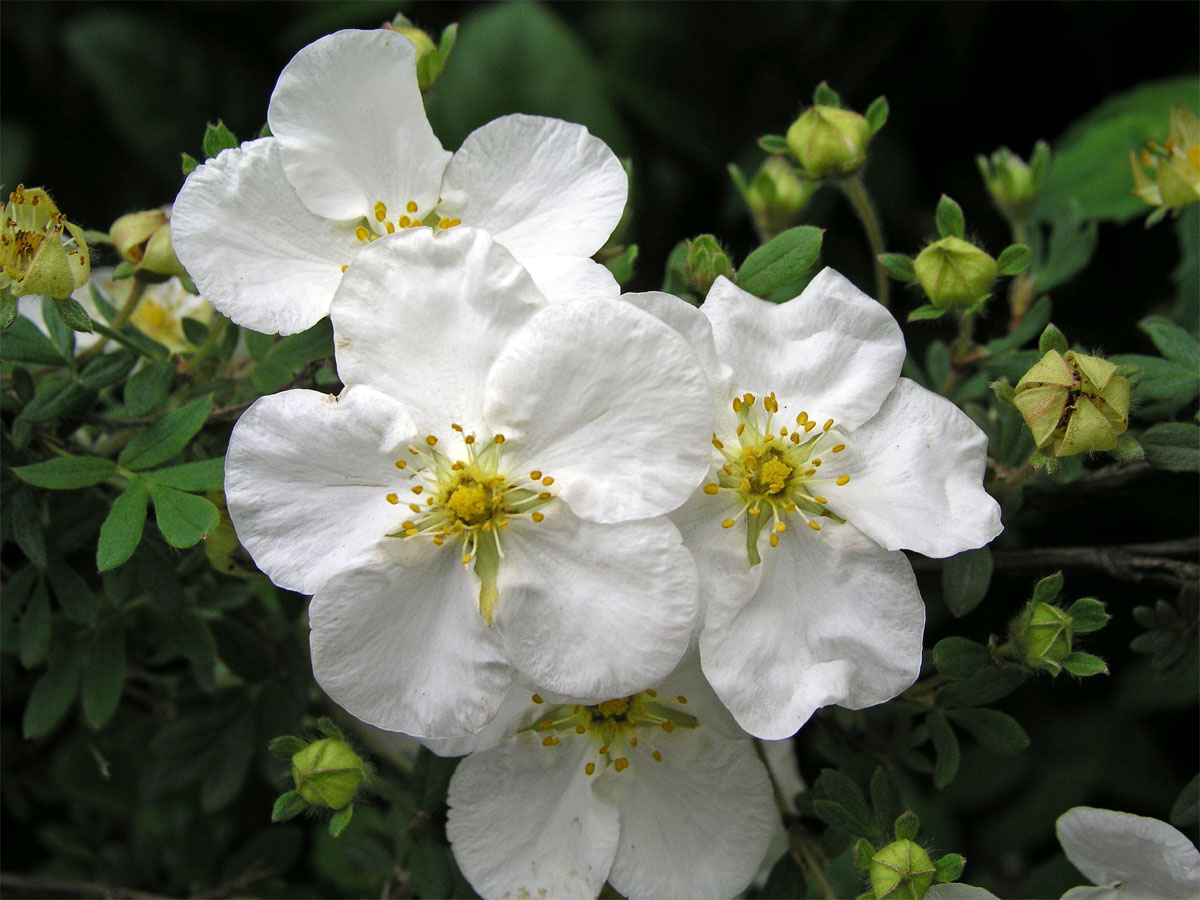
[684,234,735,296]
[786,105,872,178]
[913,236,997,311]
[384,15,457,93]
[1130,104,1200,225]
[291,737,365,810]
[1014,350,1130,456]
[745,156,817,239]
[977,142,1049,223]
[870,839,936,900]
[0,186,90,299]
[110,209,188,280]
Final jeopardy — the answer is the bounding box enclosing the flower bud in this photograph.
[977,143,1049,223]
[291,738,365,810]
[912,236,997,311]
[786,105,872,178]
[870,838,936,899]
[110,209,188,280]
[384,15,456,93]
[746,156,816,238]
[684,234,735,296]
[1013,350,1130,457]
[1018,601,1073,672]
[1130,104,1200,224]
[0,186,90,299]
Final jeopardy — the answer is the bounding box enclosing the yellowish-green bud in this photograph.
[1014,600,1074,676]
[1130,104,1200,222]
[977,143,1048,223]
[1013,350,1130,457]
[685,234,735,296]
[0,186,90,299]
[291,738,365,810]
[870,839,936,900]
[747,156,816,238]
[385,15,456,93]
[110,210,188,280]
[913,236,997,310]
[786,105,872,178]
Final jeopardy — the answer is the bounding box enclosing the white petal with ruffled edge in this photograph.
[171,138,356,335]
[447,732,620,900]
[483,296,713,523]
[492,506,698,701]
[515,253,621,304]
[623,290,733,403]
[224,385,417,594]
[1057,807,1200,900]
[927,885,1001,900]
[440,114,627,262]
[829,378,1002,558]
[700,523,924,740]
[268,29,450,222]
[331,228,546,428]
[309,550,515,739]
[702,269,906,432]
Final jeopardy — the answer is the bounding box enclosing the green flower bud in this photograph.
[1131,104,1200,224]
[746,156,816,239]
[1018,601,1073,672]
[291,738,365,810]
[1013,350,1130,457]
[977,143,1049,223]
[385,15,456,93]
[912,236,997,311]
[684,234,735,296]
[110,209,188,281]
[0,185,90,299]
[870,839,936,900]
[786,105,872,178]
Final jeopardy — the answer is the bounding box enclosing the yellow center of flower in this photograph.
[526,689,698,775]
[704,391,852,565]
[353,198,462,245]
[0,185,88,293]
[385,427,553,625]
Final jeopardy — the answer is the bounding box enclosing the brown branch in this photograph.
[0,872,165,899]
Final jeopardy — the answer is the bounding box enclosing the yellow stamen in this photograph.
[374,201,387,222]
[585,762,595,775]
[836,474,850,485]
[386,493,399,504]
[614,757,629,772]
[703,483,720,495]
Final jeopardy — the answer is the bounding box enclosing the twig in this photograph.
[191,860,274,899]
[0,872,165,899]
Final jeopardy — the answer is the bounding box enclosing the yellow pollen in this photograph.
[652,751,663,762]
[542,736,559,747]
[405,200,418,214]
[585,762,595,776]
[721,518,735,529]
[575,724,586,734]
[398,215,411,228]
[629,737,638,747]
[340,264,348,272]
[774,522,786,533]
[532,694,544,704]
[354,225,369,241]
[758,457,792,494]
[662,720,676,733]
[770,532,779,547]
[836,474,851,485]
[596,697,631,718]
[411,486,423,495]
[385,221,395,234]
[395,460,407,469]
[804,468,817,477]
[823,418,834,432]
[426,435,438,446]
[531,512,545,523]
[833,444,846,453]
[614,757,630,772]
[461,553,472,565]
[374,201,387,221]
[530,470,542,479]
[645,689,657,697]
[797,412,808,426]
[748,507,761,516]
[676,695,687,704]
[743,393,755,406]
[541,476,554,486]
[736,423,745,436]
[538,492,552,500]
[804,421,816,432]
[712,436,724,449]
[465,435,475,445]
[703,483,720,495]
[809,520,822,531]
[732,397,743,413]
[408,504,421,513]
[386,493,399,504]
[447,484,490,523]
[539,720,554,730]
[813,495,827,504]
[494,434,506,444]
[598,745,609,755]
[812,458,822,466]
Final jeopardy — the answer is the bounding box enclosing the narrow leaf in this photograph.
[81,616,126,729]
[272,791,308,822]
[879,253,917,283]
[46,563,98,626]
[757,134,790,154]
[11,456,116,490]
[142,457,225,492]
[329,803,354,837]
[96,480,148,571]
[1066,597,1109,633]
[1038,323,1069,356]
[22,652,83,739]
[124,359,176,416]
[1140,422,1200,473]
[269,735,309,760]
[1032,571,1065,605]
[932,637,989,681]
[52,296,94,333]
[935,195,966,239]
[19,577,52,668]
[118,395,212,470]
[10,487,47,568]
[1062,651,1108,677]
[946,708,1030,756]
[928,710,961,789]
[202,120,239,159]
[736,226,823,297]
[996,243,1032,275]
[937,665,1027,708]
[941,547,993,617]
[908,304,947,321]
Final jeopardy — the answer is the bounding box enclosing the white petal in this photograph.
[703,269,906,431]
[597,730,776,900]
[419,682,546,759]
[268,29,449,221]
[623,290,733,402]
[224,385,417,594]
[493,508,698,701]
[172,138,355,335]
[309,551,515,739]
[447,733,619,900]
[927,885,1001,900]
[484,297,713,523]
[331,227,546,427]
[1056,807,1200,900]
[1060,887,1122,900]
[519,254,621,304]
[830,378,1002,558]
[440,114,627,260]
[700,524,924,740]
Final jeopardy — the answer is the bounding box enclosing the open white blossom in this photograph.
[172,28,627,335]
[1057,806,1200,900]
[636,270,1002,740]
[224,227,713,738]
[438,656,777,900]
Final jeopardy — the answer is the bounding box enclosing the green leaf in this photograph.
[1140,422,1200,473]
[41,297,75,357]
[870,768,901,836]
[907,304,947,322]
[81,616,125,729]
[200,710,256,813]
[22,651,83,739]
[269,735,309,760]
[243,328,274,362]
[118,395,212,470]
[758,134,790,154]
[813,769,876,838]
[1111,354,1199,406]
[46,563,98,626]
[932,637,989,681]
[1032,571,1065,605]
[935,195,966,239]
[209,618,273,681]
[1062,651,1108,677]
[0,289,16,329]
[934,854,965,884]
[251,360,292,395]
[937,665,1027,708]
[0,315,68,365]
[142,457,225,492]
[986,296,1052,354]
[941,547,993,617]
[602,244,638,285]
[946,708,1030,756]
[329,803,354,838]
[181,152,199,176]
[181,317,209,347]
[736,226,823,297]
[149,485,219,548]
[11,456,116,490]
[272,791,308,823]
[1067,597,1109,633]
[1169,773,1199,827]
[879,253,917,283]
[96,480,148,571]
[202,120,239,159]
[996,244,1032,276]
[19,577,52,668]
[1035,211,1098,293]
[263,317,334,369]
[52,296,94,333]
[894,810,920,841]
[865,95,889,135]
[1038,323,1069,356]
[123,359,176,416]
[1140,317,1200,370]
[79,349,139,391]
[927,710,960,789]
[813,82,841,107]
[409,840,453,899]
[318,717,347,742]
[10,487,48,568]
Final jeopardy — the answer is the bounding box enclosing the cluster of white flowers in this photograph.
[174,28,1002,900]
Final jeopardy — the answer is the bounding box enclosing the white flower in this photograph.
[172,28,627,335]
[1057,806,1200,900]
[637,270,1002,740]
[438,656,778,900]
[224,227,714,738]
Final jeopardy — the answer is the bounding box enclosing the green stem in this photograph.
[1007,220,1036,327]
[937,312,978,397]
[841,174,890,308]
[792,832,839,900]
[76,279,147,366]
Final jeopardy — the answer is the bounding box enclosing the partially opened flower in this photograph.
[438,656,777,900]
[1057,806,1200,900]
[640,270,1002,739]
[173,28,627,335]
[224,227,713,738]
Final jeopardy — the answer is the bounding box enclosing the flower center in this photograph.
[385,427,554,625]
[353,198,462,245]
[525,689,699,775]
[703,391,852,565]
[0,185,87,289]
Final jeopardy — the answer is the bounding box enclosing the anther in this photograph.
[585,762,595,776]
[645,689,657,697]
[386,493,399,504]
[676,696,687,704]
[538,492,552,500]
[395,460,407,469]
[629,737,638,747]
[532,694,544,704]
[374,201,387,222]
[541,476,554,486]
[813,495,827,504]
[575,724,586,734]
[836,474,851,485]
[406,201,419,214]
[721,519,735,529]
[652,751,663,762]
[531,512,544,523]
[385,221,395,234]
[614,757,630,772]
[542,736,559,747]
[662,720,676,733]
[770,533,779,547]
[797,412,808,426]
[529,470,542,479]
[426,435,438,446]
[774,522,786,533]
[354,226,369,241]
[412,486,423,495]
[539,720,554,730]
[494,434,506,444]
[823,418,834,432]
[703,484,720,495]
[804,421,816,432]
[832,444,846,453]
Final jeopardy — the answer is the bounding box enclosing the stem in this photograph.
[938,312,979,396]
[1007,220,1036,326]
[840,174,890,308]
[76,279,147,366]
[791,832,839,900]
